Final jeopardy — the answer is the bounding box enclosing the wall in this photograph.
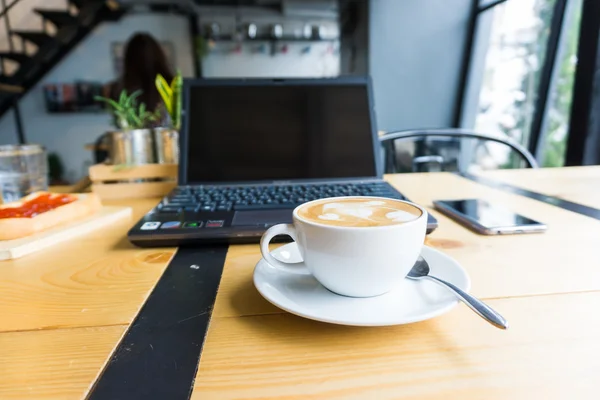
[198,6,340,78]
[202,41,340,78]
[369,0,472,131]
[0,13,195,182]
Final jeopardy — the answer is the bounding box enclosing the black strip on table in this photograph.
[87,245,228,400]
[458,172,600,221]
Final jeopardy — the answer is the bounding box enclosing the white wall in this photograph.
[0,13,195,182]
[369,0,472,131]
[202,41,340,78]
[198,7,340,78]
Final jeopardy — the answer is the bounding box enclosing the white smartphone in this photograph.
[433,199,547,235]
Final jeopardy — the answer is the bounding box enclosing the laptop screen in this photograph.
[183,79,379,183]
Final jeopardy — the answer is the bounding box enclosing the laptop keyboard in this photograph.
[157,182,403,213]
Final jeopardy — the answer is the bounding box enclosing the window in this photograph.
[464,0,583,167]
[540,0,582,166]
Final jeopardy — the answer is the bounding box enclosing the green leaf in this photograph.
[130,90,142,101]
[129,108,143,128]
[109,99,124,111]
[122,90,140,110]
[156,74,173,114]
[94,96,123,112]
[119,90,127,105]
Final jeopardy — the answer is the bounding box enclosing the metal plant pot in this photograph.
[154,127,179,164]
[109,129,156,165]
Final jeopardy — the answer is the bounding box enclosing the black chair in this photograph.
[379,129,538,173]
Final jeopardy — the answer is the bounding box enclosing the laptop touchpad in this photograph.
[232,210,293,226]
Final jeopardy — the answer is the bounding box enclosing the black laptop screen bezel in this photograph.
[178,77,382,185]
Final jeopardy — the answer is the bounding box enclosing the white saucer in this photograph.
[253,243,471,326]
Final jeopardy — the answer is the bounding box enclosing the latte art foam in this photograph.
[297,198,422,227]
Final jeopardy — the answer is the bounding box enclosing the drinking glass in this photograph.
[0,145,48,203]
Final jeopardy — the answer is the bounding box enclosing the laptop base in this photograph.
[128,182,438,247]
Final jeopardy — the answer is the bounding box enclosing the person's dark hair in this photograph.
[119,32,173,111]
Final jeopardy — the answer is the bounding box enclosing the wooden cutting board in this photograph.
[0,206,132,261]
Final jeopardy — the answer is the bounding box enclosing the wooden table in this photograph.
[1,167,599,399]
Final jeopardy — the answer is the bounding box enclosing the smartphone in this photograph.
[433,199,546,235]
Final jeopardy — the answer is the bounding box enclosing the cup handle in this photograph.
[260,224,310,275]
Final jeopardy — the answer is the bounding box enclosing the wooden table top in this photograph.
[1,166,599,399]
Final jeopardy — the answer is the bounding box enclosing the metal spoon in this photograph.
[407,257,508,330]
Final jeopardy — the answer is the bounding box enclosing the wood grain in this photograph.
[89,163,177,181]
[481,166,600,209]
[0,206,131,260]
[0,325,126,400]
[211,172,600,319]
[194,292,600,400]
[212,244,283,318]
[91,182,177,200]
[101,197,159,221]
[0,198,174,333]
[1,169,600,399]
[386,172,600,299]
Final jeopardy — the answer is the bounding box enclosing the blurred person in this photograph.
[108,32,174,115]
[96,33,174,162]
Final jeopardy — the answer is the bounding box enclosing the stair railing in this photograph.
[0,0,26,143]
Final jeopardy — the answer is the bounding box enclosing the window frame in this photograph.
[455,0,574,162]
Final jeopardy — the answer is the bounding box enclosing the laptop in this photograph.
[128,77,438,247]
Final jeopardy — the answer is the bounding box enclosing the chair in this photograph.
[379,129,538,173]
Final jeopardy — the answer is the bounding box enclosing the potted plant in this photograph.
[95,90,160,165]
[154,71,182,164]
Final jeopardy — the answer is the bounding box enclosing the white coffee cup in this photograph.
[259,196,428,297]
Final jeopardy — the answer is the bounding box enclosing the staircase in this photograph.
[0,0,126,143]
